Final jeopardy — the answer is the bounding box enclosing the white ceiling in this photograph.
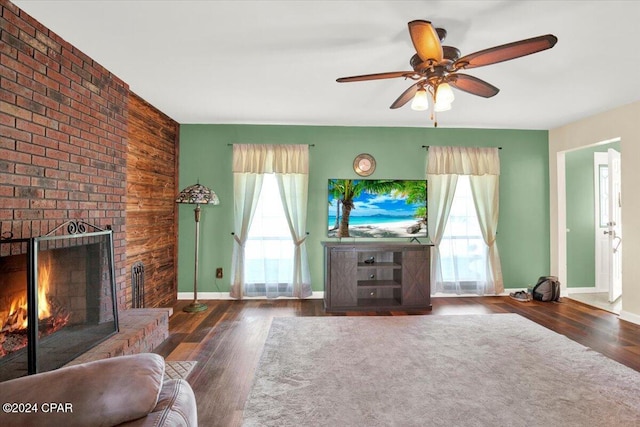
[12,1,640,130]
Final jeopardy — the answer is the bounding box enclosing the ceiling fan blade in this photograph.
[448,74,499,98]
[454,34,558,70]
[390,82,421,109]
[408,20,443,63]
[336,71,416,83]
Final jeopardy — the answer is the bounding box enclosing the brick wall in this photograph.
[0,0,129,308]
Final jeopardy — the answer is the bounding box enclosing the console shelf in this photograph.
[357,280,401,288]
[322,242,432,312]
[357,262,401,268]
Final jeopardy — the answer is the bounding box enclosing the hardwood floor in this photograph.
[154,297,640,427]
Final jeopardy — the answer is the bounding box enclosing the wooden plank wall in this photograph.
[126,92,179,308]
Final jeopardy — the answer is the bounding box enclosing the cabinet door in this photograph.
[402,248,430,306]
[329,249,357,307]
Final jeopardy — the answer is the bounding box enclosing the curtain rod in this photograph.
[227,143,315,147]
[422,145,502,149]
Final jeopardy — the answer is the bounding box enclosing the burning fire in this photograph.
[4,262,52,331]
[1,259,70,357]
[38,260,52,320]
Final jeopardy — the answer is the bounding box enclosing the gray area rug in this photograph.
[242,314,640,426]
[164,360,196,382]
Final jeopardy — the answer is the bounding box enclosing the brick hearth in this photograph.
[65,308,171,366]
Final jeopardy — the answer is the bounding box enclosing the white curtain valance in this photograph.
[427,146,500,176]
[233,144,309,174]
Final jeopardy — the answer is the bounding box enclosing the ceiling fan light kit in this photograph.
[337,19,557,127]
[434,99,452,113]
[436,83,455,104]
[434,82,455,112]
[411,88,429,111]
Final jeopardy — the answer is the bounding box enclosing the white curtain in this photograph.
[470,174,503,293]
[275,174,311,297]
[230,144,312,299]
[427,146,503,294]
[427,174,459,290]
[229,145,264,298]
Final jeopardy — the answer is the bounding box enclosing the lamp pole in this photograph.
[184,204,207,312]
[176,182,218,313]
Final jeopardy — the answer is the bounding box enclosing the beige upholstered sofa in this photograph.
[0,353,197,426]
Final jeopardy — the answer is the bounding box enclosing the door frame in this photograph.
[556,137,620,295]
[607,148,622,303]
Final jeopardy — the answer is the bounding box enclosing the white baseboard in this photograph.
[565,287,602,293]
[183,290,559,299]
[431,292,517,297]
[178,291,324,300]
[177,292,233,300]
[181,291,522,300]
[619,310,640,326]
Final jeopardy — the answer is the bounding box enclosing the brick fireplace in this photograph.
[0,221,119,381]
[0,1,179,378]
[1,0,128,309]
[1,0,179,330]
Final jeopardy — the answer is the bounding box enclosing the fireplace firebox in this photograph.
[0,221,119,381]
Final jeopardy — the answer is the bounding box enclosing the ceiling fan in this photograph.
[337,20,558,126]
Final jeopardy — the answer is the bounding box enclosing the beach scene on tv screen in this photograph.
[328,179,427,238]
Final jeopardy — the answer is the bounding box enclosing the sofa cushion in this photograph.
[119,379,198,427]
[0,353,164,427]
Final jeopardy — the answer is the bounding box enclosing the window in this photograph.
[438,175,488,294]
[598,164,609,228]
[244,174,294,296]
[230,143,311,299]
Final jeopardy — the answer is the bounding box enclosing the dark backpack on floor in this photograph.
[532,276,561,302]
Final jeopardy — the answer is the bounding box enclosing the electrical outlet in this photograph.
[216,267,223,279]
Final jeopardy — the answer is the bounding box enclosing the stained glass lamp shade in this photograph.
[175,183,220,205]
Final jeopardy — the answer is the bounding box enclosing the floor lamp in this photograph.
[176,182,219,313]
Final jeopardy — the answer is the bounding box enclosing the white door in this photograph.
[607,148,622,303]
[593,153,609,292]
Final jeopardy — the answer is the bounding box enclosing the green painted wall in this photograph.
[565,141,620,288]
[177,124,550,294]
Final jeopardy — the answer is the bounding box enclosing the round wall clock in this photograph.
[353,153,376,177]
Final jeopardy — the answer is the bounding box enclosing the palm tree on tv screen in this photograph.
[327,180,343,231]
[330,179,406,238]
[403,180,427,222]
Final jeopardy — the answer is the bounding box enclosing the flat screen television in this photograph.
[328,179,427,238]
